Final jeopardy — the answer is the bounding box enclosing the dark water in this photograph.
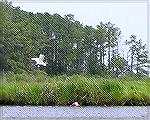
[0,106,149,120]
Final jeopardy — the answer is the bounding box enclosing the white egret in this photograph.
[31,54,47,67]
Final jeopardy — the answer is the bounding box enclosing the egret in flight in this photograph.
[31,54,47,67]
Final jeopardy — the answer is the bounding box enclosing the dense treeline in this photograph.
[0,1,149,78]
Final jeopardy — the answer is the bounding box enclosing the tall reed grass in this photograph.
[0,71,150,106]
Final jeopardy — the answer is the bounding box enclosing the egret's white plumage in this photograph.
[31,54,47,67]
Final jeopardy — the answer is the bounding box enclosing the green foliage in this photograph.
[3,72,30,82]
[1,2,149,78]
[1,73,150,106]
[0,2,4,71]
[2,70,49,83]
[0,2,127,77]
[126,35,149,76]
[0,1,149,107]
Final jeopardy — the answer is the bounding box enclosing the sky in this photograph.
[7,0,150,74]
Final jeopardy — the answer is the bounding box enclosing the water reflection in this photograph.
[2,106,148,118]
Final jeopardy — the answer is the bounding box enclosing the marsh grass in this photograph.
[0,72,150,106]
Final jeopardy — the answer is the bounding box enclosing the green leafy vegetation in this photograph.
[0,2,149,77]
[0,1,149,106]
[0,73,150,106]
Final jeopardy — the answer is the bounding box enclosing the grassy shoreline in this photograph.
[0,72,150,106]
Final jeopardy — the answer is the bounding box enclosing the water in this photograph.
[1,106,149,120]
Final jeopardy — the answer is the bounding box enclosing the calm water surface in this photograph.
[1,106,149,120]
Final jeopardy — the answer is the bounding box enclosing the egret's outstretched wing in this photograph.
[31,58,39,62]
[31,58,36,60]
[42,62,46,66]
[39,54,45,61]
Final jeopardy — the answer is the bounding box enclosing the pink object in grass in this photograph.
[70,102,80,107]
